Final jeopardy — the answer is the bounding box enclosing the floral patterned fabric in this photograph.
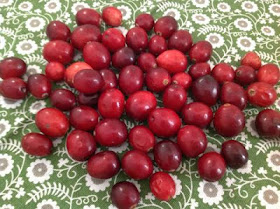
[0,0,280,209]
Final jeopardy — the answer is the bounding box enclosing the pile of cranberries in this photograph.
[0,6,280,208]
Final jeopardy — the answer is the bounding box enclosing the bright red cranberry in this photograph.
[95,119,128,146]
[137,52,157,72]
[46,20,71,42]
[163,84,187,112]
[0,57,26,79]
[148,35,167,56]
[154,16,177,39]
[247,82,277,107]
[212,63,235,84]
[45,62,65,82]
[99,68,118,92]
[111,181,140,209]
[146,67,171,92]
[0,77,27,99]
[129,125,155,152]
[189,62,211,80]
[102,6,122,26]
[189,41,212,63]
[50,89,76,111]
[21,133,53,156]
[112,47,136,69]
[43,40,74,64]
[150,172,176,201]
[102,28,125,53]
[192,75,220,106]
[221,140,248,169]
[35,108,69,138]
[214,104,245,137]
[168,30,193,53]
[172,72,192,90]
[27,74,51,99]
[66,130,96,161]
[256,109,280,137]
[87,151,120,179]
[135,13,154,31]
[235,65,256,86]
[126,27,148,53]
[257,64,280,85]
[148,108,181,138]
[125,91,157,121]
[121,150,153,180]
[70,106,98,131]
[198,152,226,182]
[77,93,99,106]
[157,50,187,74]
[181,102,213,128]
[76,8,101,27]
[241,51,261,70]
[98,88,125,118]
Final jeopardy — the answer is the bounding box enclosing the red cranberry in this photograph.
[129,125,155,152]
[102,6,122,27]
[257,63,280,85]
[235,65,256,86]
[171,72,192,90]
[0,77,27,99]
[0,57,26,79]
[137,52,157,72]
[135,13,154,31]
[189,62,211,80]
[66,130,96,161]
[198,152,226,182]
[157,50,187,74]
[21,133,53,156]
[46,20,71,42]
[121,150,153,180]
[112,47,136,69]
[154,16,178,39]
[213,104,245,137]
[102,28,125,53]
[99,68,118,92]
[126,27,148,53]
[50,89,76,111]
[148,35,167,56]
[125,91,157,121]
[256,109,280,137]
[168,30,193,53]
[77,93,99,106]
[76,8,101,27]
[212,63,235,84]
[45,62,65,82]
[146,67,171,92]
[27,74,51,99]
[163,84,187,112]
[189,41,212,63]
[241,51,261,70]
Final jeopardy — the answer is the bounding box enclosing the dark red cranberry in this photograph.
[256,109,280,137]
[27,74,51,99]
[163,84,187,112]
[172,72,192,90]
[135,13,154,31]
[189,41,212,63]
[148,35,167,56]
[99,68,118,92]
[189,62,211,80]
[154,16,177,39]
[76,8,101,27]
[241,51,261,70]
[168,30,193,53]
[77,93,99,106]
[0,77,27,99]
[112,47,136,69]
[45,62,65,82]
[126,27,148,53]
[257,64,280,85]
[235,65,256,86]
[212,63,235,84]
[137,52,157,72]
[0,57,26,79]
[146,67,171,92]
[129,125,155,152]
[50,89,76,111]
[46,20,71,42]
[102,28,125,53]
[157,50,187,74]
[102,6,122,27]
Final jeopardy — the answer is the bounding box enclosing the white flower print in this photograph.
[15,177,24,188]
[0,153,13,177]
[108,142,129,153]
[217,2,231,13]
[192,14,210,25]
[258,185,280,209]
[0,14,3,25]
[198,181,224,206]
[36,199,60,209]
[261,26,276,36]
[29,100,46,114]
[275,98,280,111]
[58,158,69,168]
[241,1,258,13]
[191,0,209,8]
[2,190,12,200]
[53,137,63,147]
[0,204,14,209]
[225,177,236,187]
[243,140,252,150]
[145,192,155,200]
[85,174,111,192]
[190,198,199,209]
[266,150,280,173]
[15,187,25,198]
[71,2,89,15]
[18,1,33,11]
[114,26,128,36]
[236,36,256,51]
[237,160,252,174]
[170,174,182,197]
[205,33,224,49]
[163,8,181,21]
[246,116,259,137]
[16,40,38,55]
[258,167,267,175]
[0,119,11,138]
[25,17,46,32]
[0,96,23,109]
[0,0,13,7]
[83,206,100,209]
[44,0,61,13]
[0,35,6,50]
[117,5,132,21]
[40,39,49,46]
[204,142,220,153]
[23,64,42,81]
[234,18,252,31]
[14,117,24,126]
[108,205,118,209]
[269,4,280,17]
[26,159,54,184]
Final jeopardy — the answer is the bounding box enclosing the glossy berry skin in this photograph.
[172,72,192,90]
[135,13,154,31]
[66,130,96,161]
[121,150,153,180]
[50,89,76,111]
[76,8,101,27]
[221,140,248,169]
[163,84,187,112]
[148,108,181,138]
[87,151,120,179]
[125,91,157,121]
[247,82,277,107]
[192,75,220,106]
[70,106,99,131]
[137,52,157,72]
[181,102,213,128]
[212,63,235,84]
[189,62,211,80]
[168,30,193,53]
[27,74,51,99]
[0,77,27,99]
[126,27,148,53]
[99,68,118,92]
[157,50,187,74]
[257,64,280,85]
[129,125,155,152]
[45,62,65,82]
[35,108,69,138]
[21,133,53,156]
[198,152,226,182]
[46,20,71,42]
[77,93,99,106]
[189,41,212,63]
[154,140,182,171]
[146,67,171,92]
[98,88,125,119]
[112,47,136,69]
[95,119,128,147]
[150,172,176,201]
[235,65,256,86]
[213,104,245,137]
[102,6,122,27]
[241,51,261,70]
[154,16,178,39]
[0,57,26,79]
[102,28,125,53]
[148,35,167,56]
[111,182,140,209]
[256,109,280,137]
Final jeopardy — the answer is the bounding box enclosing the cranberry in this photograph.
[148,35,167,56]
[66,130,96,161]
[102,28,125,53]
[247,82,277,107]
[235,65,256,86]
[198,152,226,182]
[154,16,177,39]
[241,51,261,70]
[189,41,212,63]
[129,125,155,152]
[212,63,235,84]
[50,89,76,111]
[181,102,213,128]
[192,75,220,106]
[70,106,99,131]
[119,65,144,95]
[168,30,193,53]
[257,64,280,85]
[154,140,182,171]
[157,50,187,74]
[213,104,245,137]
[221,140,248,169]
[149,172,176,201]
[27,74,51,99]
[146,67,171,92]
[111,181,140,209]
[77,93,99,106]
[83,41,111,70]
[125,91,157,121]
[121,150,153,179]
[256,109,280,137]
[35,108,69,138]
[126,27,148,53]
[46,20,71,42]
[43,40,74,64]
[98,88,125,119]
[87,151,120,179]
[99,68,118,92]
[95,119,128,146]
[163,84,187,112]
[102,6,122,27]
[0,57,26,79]
[112,47,136,69]
[0,77,27,99]
[171,72,192,90]
[21,133,53,156]
[137,52,157,72]
[45,62,65,82]
[76,8,101,27]
[148,108,181,138]
[189,62,211,80]
[135,13,154,31]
